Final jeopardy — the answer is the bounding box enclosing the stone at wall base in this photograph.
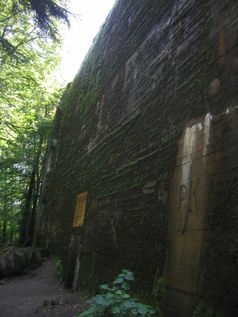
[0,247,43,278]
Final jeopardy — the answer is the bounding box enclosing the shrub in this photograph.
[193,303,223,317]
[77,269,160,317]
[53,257,64,281]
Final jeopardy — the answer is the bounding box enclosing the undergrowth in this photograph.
[77,269,161,317]
[53,257,64,282]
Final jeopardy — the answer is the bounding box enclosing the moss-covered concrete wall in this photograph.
[41,0,238,316]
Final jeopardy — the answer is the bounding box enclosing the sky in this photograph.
[58,0,117,83]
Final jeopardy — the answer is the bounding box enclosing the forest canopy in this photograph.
[0,0,71,245]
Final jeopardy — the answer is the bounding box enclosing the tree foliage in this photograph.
[0,0,71,62]
[19,0,70,35]
[0,0,68,245]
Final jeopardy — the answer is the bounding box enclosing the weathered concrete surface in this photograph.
[38,0,238,316]
[164,109,238,316]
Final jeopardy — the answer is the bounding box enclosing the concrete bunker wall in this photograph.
[42,0,238,316]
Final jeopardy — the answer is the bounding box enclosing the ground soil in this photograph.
[0,258,89,317]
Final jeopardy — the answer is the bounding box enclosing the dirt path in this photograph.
[0,258,88,317]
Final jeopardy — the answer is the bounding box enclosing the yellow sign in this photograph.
[73,192,88,227]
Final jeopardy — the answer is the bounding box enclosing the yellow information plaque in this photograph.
[73,192,88,227]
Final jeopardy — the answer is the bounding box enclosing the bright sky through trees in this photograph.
[59,0,117,83]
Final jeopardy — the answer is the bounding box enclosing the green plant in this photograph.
[77,269,160,317]
[53,257,64,282]
[193,303,223,317]
[152,270,166,303]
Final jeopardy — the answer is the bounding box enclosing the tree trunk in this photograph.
[28,168,41,245]
[19,136,44,246]
[2,217,7,243]
[19,168,36,245]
